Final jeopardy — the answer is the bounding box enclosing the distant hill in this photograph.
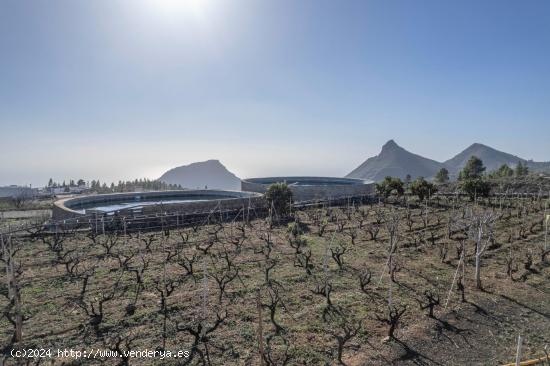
[346,140,444,181]
[159,160,241,190]
[347,140,550,182]
[443,143,526,179]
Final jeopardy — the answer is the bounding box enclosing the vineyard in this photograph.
[1,195,549,365]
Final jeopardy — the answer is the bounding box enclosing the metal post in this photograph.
[247,197,251,224]
[543,198,549,251]
[201,261,209,324]
[515,334,523,366]
[544,211,548,252]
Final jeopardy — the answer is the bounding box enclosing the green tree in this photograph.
[77,179,86,186]
[460,178,491,201]
[434,168,449,183]
[515,161,529,177]
[522,163,529,176]
[265,182,293,218]
[47,178,53,187]
[376,177,404,198]
[459,156,485,180]
[493,164,514,178]
[410,177,438,201]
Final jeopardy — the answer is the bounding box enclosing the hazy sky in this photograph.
[1,0,549,187]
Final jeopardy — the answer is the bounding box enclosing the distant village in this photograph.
[0,178,182,201]
[0,180,89,200]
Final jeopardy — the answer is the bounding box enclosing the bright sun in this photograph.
[144,0,209,23]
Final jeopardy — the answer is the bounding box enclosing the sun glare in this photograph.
[142,0,210,24]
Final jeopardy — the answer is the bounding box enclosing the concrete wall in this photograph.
[52,190,264,221]
[241,177,375,202]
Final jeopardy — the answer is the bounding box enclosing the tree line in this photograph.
[376,156,532,202]
[47,178,182,193]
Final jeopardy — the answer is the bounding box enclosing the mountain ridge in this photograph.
[346,140,444,181]
[347,140,550,182]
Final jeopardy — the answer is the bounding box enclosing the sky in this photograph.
[1,0,549,187]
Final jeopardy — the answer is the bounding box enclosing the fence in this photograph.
[0,194,377,236]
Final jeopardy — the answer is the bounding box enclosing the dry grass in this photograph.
[1,196,549,365]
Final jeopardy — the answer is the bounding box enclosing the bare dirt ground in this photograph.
[1,196,549,365]
[0,210,51,219]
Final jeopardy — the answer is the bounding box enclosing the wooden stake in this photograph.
[256,289,265,365]
[444,250,464,309]
[4,235,22,343]
[1,234,13,299]
[515,334,523,366]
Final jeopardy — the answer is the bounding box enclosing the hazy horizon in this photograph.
[2,0,549,187]
[2,138,545,188]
